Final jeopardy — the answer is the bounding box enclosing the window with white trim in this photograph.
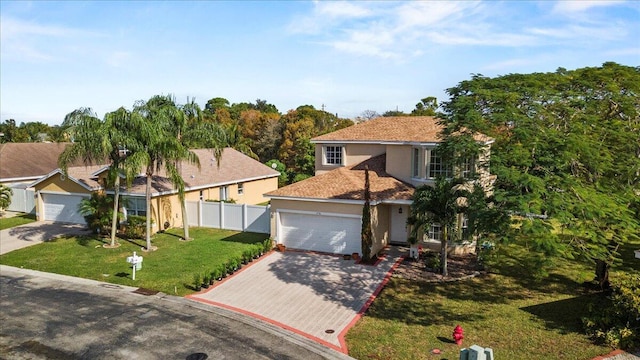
[412,147,420,178]
[220,186,228,201]
[427,149,452,179]
[323,145,343,165]
[123,197,146,216]
[237,183,244,195]
[461,156,475,178]
[428,224,442,241]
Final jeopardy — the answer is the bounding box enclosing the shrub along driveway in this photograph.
[188,250,403,354]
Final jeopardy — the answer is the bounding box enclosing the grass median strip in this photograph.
[0,213,36,230]
[0,227,268,296]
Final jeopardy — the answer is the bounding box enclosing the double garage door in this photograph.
[279,212,361,255]
[43,193,87,224]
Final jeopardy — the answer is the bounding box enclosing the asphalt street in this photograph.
[0,266,353,360]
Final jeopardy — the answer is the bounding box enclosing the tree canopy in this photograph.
[439,62,640,284]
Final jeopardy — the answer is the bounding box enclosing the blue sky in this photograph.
[1,1,639,125]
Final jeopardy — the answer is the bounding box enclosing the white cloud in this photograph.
[552,0,626,14]
[314,1,372,18]
[106,51,133,68]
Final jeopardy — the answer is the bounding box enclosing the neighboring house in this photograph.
[0,143,76,213]
[30,148,279,234]
[265,116,494,256]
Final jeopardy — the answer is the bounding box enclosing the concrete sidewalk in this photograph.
[0,221,91,255]
[189,249,404,354]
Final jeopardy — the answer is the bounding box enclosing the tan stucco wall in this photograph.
[314,143,386,175]
[35,176,93,195]
[33,176,93,221]
[183,177,277,205]
[385,145,413,183]
[370,205,389,255]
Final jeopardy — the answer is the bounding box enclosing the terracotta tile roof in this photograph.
[265,155,414,202]
[61,148,279,196]
[312,116,492,144]
[0,143,84,181]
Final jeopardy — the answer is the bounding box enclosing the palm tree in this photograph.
[407,177,467,276]
[59,107,142,248]
[132,95,202,249]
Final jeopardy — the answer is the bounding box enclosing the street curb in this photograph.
[0,265,354,360]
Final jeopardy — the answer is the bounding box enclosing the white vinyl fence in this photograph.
[7,185,35,214]
[186,201,270,234]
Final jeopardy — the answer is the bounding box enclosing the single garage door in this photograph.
[43,193,87,224]
[279,212,361,255]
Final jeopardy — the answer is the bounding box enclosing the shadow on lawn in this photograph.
[219,232,269,244]
[520,293,603,334]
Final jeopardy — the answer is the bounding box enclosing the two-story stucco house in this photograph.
[265,116,493,256]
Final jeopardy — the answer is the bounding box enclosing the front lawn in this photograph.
[0,213,36,230]
[346,241,640,360]
[0,227,269,296]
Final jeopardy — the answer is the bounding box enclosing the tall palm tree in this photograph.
[408,177,467,276]
[132,95,201,249]
[59,107,142,247]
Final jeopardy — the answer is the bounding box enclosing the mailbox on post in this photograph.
[126,251,143,280]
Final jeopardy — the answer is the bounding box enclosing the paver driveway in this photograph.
[0,221,91,255]
[188,250,403,354]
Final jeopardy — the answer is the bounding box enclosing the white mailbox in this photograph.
[126,251,143,280]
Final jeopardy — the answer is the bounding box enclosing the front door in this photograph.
[389,205,408,244]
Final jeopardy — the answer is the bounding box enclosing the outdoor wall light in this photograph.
[398,207,403,214]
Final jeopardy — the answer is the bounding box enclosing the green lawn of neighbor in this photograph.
[346,240,640,360]
[0,213,36,230]
[0,227,269,296]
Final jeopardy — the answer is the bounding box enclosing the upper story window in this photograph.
[427,149,452,179]
[461,156,475,179]
[237,183,244,195]
[323,145,343,165]
[412,147,420,178]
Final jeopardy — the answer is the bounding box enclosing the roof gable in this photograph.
[265,154,414,202]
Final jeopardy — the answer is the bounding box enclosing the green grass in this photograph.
[346,240,640,360]
[0,227,269,296]
[0,213,36,230]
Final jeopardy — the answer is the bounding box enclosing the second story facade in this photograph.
[311,116,494,187]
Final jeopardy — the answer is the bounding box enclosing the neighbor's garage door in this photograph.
[43,193,87,224]
[279,212,361,255]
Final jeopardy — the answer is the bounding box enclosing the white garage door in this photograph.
[43,193,87,224]
[279,212,361,255]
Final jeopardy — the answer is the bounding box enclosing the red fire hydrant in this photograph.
[452,325,464,345]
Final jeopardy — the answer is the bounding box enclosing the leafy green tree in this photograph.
[265,159,287,187]
[411,96,438,116]
[408,177,467,276]
[439,62,640,285]
[78,192,114,235]
[0,119,29,142]
[0,184,12,211]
